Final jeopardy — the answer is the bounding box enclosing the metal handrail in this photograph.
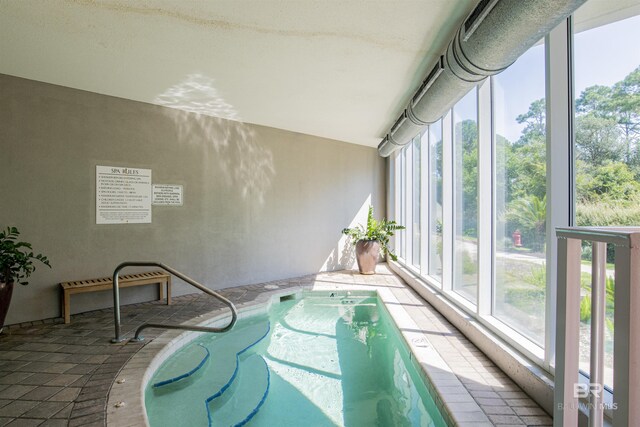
[111,262,237,343]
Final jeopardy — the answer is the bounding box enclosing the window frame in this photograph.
[389,17,576,372]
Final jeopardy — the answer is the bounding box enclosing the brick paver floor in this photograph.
[0,267,552,426]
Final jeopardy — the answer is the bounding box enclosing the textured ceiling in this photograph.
[0,0,478,146]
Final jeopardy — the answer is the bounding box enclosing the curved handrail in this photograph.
[111,262,237,343]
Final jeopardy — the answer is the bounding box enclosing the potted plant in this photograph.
[342,206,404,274]
[0,227,51,332]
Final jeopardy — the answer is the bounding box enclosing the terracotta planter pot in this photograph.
[0,280,14,333]
[355,240,380,275]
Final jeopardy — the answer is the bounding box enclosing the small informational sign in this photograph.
[96,165,152,224]
[152,184,183,206]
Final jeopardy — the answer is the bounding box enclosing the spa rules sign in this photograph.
[96,166,152,224]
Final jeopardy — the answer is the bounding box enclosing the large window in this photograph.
[573,8,640,389]
[452,90,478,304]
[492,41,547,345]
[390,0,640,384]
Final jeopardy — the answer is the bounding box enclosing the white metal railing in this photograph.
[555,227,640,426]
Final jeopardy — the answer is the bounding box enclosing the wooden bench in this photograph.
[60,271,171,324]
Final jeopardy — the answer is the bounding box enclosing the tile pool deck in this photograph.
[0,265,552,426]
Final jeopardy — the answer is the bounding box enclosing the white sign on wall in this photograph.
[96,166,152,224]
[152,184,183,206]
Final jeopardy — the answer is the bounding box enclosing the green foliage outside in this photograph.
[579,273,615,333]
[505,195,546,251]
[573,66,640,262]
[457,119,479,236]
[575,66,640,206]
[404,66,638,335]
[461,250,476,275]
[486,65,638,342]
[501,263,546,321]
[576,197,640,227]
[466,66,640,254]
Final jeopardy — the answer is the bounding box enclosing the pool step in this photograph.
[206,353,270,427]
[151,320,269,392]
[152,344,210,388]
[146,320,270,426]
[204,321,271,400]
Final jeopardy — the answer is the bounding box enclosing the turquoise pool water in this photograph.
[145,294,448,426]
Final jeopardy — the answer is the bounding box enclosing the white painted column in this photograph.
[613,235,640,426]
[545,17,574,370]
[589,242,606,427]
[553,236,582,426]
[442,110,454,292]
[420,131,429,276]
[392,152,401,255]
[404,143,413,264]
[477,78,492,315]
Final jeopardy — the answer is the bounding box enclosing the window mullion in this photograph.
[477,78,493,316]
[393,151,402,256]
[545,17,573,370]
[442,111,454,292]
[420,131,429,276]
[405,144,413,264]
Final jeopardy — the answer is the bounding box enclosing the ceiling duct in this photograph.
[378,0,587,157]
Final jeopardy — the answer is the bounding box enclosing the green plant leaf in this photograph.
[580,294,591,322]
[340,206,404,261]
[0,226,51,285]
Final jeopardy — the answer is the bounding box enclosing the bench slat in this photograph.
[61,272,171,288]
[60,271,172,323]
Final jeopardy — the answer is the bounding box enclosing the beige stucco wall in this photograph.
[0,73,385,325]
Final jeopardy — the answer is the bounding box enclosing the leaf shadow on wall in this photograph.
[154,73,275,205]
[321,197,374,272]
[324,240,356,271]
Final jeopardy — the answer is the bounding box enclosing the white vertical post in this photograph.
[477,78,492,315]
[420,131,429,276]
[398,150,405,259]
[442,110,453,292]
[387,154,395,247]
[554,236,582,426]
[386,155,394,223]
[613,234,640,426]
[404,143,413,264]
[546,17,573,370]
[393,152,401,256]
[589,242,606,427]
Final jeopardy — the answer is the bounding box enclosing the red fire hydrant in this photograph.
[512,230,522,247]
